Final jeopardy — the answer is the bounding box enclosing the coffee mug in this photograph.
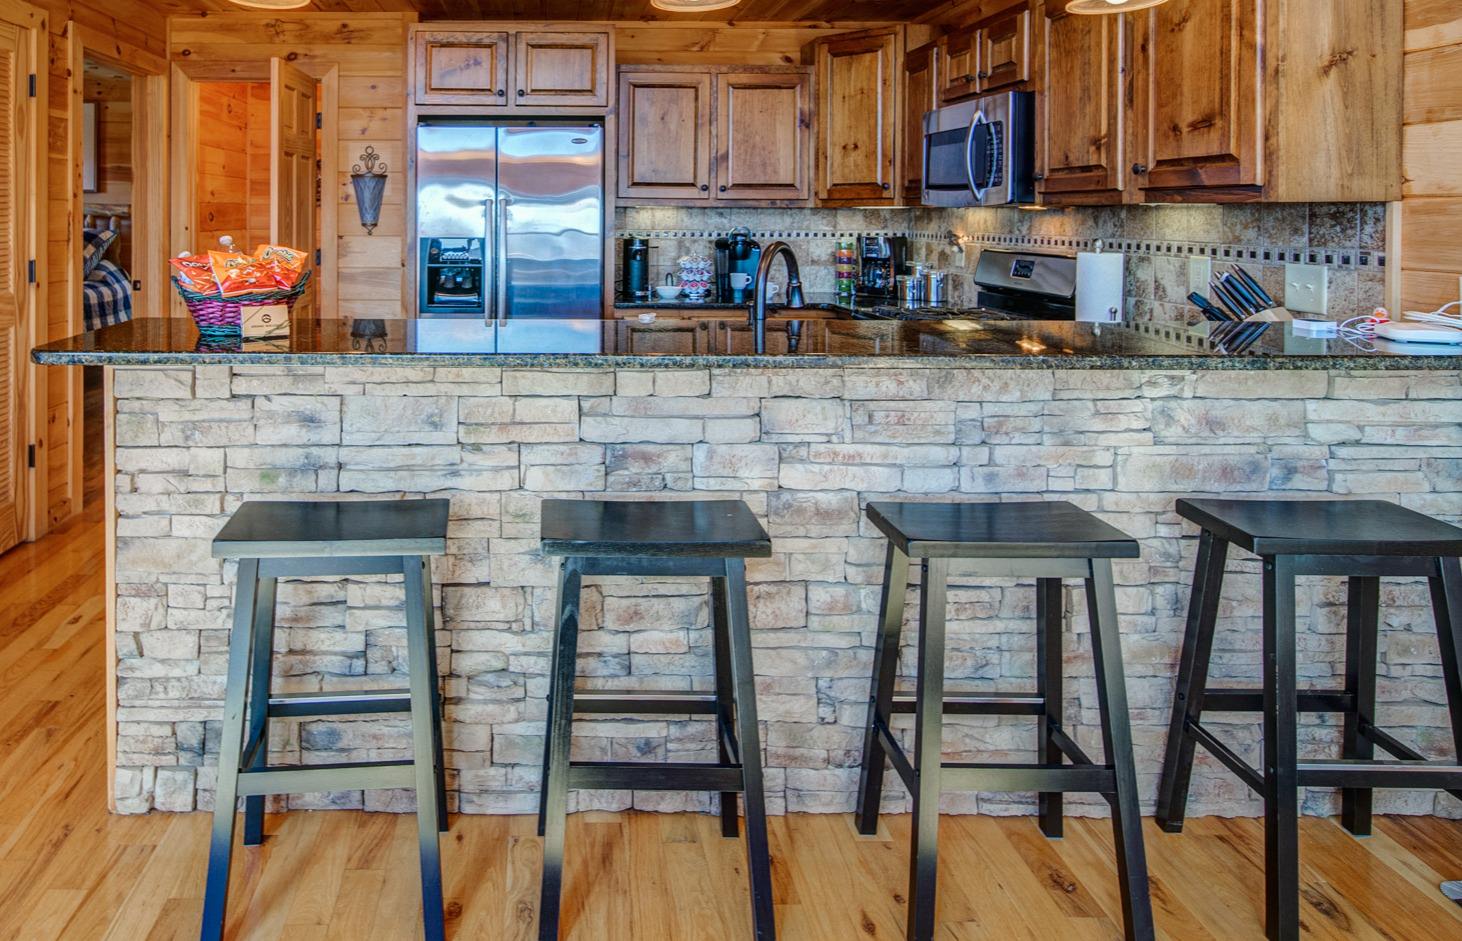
[729,272,752,289]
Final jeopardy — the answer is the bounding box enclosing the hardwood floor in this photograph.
[0,384,1459,939]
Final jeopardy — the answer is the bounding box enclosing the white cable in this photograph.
[1403,300,1462,330]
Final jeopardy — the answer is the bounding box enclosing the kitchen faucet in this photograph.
[750,242,805,326]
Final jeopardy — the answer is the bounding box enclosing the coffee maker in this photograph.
[714,228,762,303]
[854,235,909,300]
[622,237,652,299]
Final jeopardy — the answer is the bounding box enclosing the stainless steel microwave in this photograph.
[922,91,1036,207]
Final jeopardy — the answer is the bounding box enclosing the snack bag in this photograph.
[254,244,308,271]
[169,253,213,292]
[210,251,278,298]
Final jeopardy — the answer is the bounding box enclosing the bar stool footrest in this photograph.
[1200,687,1354,713]
[267,689,413,718]
[235,760,415,796]
[890,692,1044,716]
[567,761,745,792]
[571,690,720,715]
[1296,759,1462,789]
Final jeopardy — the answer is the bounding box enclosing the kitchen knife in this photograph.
[1209,279,1250,320]
[1187,292,1230,322]
[1229,264,1277,310]
[1219,272,1266,315]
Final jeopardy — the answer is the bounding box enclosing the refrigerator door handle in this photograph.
[485,197,497,322]
[495,196,511,325]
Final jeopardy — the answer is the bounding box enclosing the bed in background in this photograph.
[82,209,133,331]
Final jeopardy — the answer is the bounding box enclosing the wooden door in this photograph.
[978,8,1031,93]
[815,31,898,204]
[514,31,609,108]
[1038,6,1126,202]
[414,29,510,107]
[270,58,317,313]
[617,71,712,202]
[901,42,939,203]
[1135,0,1262,193]
[0,16,31,553]
[715,71,810,202]
[940,25,979,104]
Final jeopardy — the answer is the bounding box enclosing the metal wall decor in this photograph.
[350,146,388,235]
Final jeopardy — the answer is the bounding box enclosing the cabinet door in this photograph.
[514,31,610,108]
[716,71,810,202]
[1038,7,1125,201]
[815,32,898,204]
[414,30,510,107]
[1136,0,1262,192]
[617,71,712,201]
[978,8,1031,93]
[939,26,979,103]
[901,42,939,202]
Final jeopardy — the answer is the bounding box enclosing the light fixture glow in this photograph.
[650,0,744,12]
[226,0,313,9]
[1066,0,1170,13]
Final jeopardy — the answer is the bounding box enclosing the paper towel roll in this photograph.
[1076,251,1125,323]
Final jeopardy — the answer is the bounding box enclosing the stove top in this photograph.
[853,305,1031,322]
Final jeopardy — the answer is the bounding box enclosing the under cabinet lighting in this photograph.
[651,0,743,11]
[1066,0,1169,13]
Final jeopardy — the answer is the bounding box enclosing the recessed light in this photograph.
[1066,0,1170,13]
[650,0,744,12]
[227,0,312,9]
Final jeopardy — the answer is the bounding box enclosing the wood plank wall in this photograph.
[1400,0,1462,312]
[193,82,270,253]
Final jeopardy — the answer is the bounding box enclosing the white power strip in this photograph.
[1374,321,1462,345]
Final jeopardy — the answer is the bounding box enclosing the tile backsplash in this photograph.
[614,203,1388,320]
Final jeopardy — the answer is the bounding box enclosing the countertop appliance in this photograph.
[417,121,604,319]
[622,237,651,299]
[922,91,1035,208]
[853,250,1077,321]
[715,228,761,303]
[854,235,908,300]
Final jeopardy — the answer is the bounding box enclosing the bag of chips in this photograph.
[169,253,213,292]
[254,245,309,288]
[209,251,282,298]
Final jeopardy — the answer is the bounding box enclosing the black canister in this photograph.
[623,238,652,298]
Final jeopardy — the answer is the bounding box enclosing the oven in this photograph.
[922,91,1036,208]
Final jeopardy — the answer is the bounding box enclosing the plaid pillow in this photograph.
[82,228,118,278]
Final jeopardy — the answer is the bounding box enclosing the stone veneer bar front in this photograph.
[34,318,1462,818]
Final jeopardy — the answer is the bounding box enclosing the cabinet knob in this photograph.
[517,89,525,98]
[977,70,989,79]
[719,185,728,193]
[1132,163,1149,175]
[1032,172,1045,181]
[700,184,709,192]
[497,89,506,98]
[881,182,890,190]
[963,73,976,83]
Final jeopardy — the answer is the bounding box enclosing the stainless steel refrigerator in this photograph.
[416,122,604,319]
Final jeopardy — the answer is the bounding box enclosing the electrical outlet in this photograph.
[1284,263,1328,316]
[1188,256,1212,297]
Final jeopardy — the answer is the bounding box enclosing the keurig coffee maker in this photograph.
[715,228,762,303]
[854,236,909,300]
[622,237,652,299]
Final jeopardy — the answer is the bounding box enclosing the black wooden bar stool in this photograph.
[536,498,775,941]
[1156,498,1462,941]
[200,499,450,941]
[855,500,1155,941]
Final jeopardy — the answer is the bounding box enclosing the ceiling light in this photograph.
[226,0,313,9]
[1066,0,1170,13]
[650,0,744,12]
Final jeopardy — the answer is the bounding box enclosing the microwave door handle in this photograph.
[966,110,990,202]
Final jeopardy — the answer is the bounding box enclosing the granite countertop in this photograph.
[31,315,1462,370]
[612,291,905,315]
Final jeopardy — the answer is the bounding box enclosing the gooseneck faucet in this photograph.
[750,241,806,326]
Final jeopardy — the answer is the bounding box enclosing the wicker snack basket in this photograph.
[172,270,312,340]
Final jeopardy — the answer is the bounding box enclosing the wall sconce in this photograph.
[350,146,388,235]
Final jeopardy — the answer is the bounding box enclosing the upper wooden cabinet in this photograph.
[940,25,979,104]
[617,66,811,206]
[902,41,939,202]
[813,28,901,205]
[940,4,1032,104]
[415,30,511,107]
[1036,5,1128,204]
[412,24,612,111]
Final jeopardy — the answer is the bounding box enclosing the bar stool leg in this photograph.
[536,580,563,839]
[1156,530,1229,832]
[539,557,584,941]
[419,556,450,833]
[1262,555,1299,941]
[1036,577,1064,839]
[1086,559,1156,941]
[404,556,446,941]
[856,543,910,835]
[908,557,949,941]
[1340,575,1380,837]
[200,559,263,941]
[242,574,278,847]
[1430,558,1462,770]
[725,558,777,941]
[711,575,740,839]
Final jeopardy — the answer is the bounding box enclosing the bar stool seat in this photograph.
[201,499,450,941]
[857,500,1154,941]
[537,498,776,941]
[1157,497,1462,941]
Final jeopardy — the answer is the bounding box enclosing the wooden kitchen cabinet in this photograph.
[978,8,1031,93]
[813,28,901,205]
[412,24,612,112]
[616,65,811,206]
[1036,4,1128,204]
[902,41,939,202]
[618,70,713,201]
[716,71,811,201]
[939,25,979,104]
